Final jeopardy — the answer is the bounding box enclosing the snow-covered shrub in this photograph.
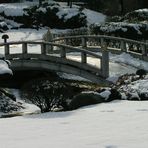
[0,21,8,32]
[124,9,148,23]
[0,89,22,113]
[117,74,148,101]
[90,22,148,40]
[20,2,86,29]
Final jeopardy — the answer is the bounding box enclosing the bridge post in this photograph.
[120,40,127,52]
[41,43,47,54]
[4,44,10,55]
[22,43,27,54]
[61,47,66,58]
[101,44,109,78]
[141,44,147,56]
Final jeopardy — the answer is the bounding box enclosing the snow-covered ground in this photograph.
[1,100,148,148]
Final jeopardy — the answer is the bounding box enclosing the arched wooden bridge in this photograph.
[0,35,147,84]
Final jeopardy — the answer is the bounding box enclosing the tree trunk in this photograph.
[119,0,124,14]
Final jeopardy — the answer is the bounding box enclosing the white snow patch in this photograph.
[100,90,111,99]
[110,52,148,71]
[0,60,12,75]
[83,8,106,25]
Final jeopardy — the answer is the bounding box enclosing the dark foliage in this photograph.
[136,69,147,78]
[10,3,87,29]
[90,22,148,40]
[21,78,83,112]
[105,88,121,102]
[69,92,104,110]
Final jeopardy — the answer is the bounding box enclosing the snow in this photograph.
[57,7,80,20]
[135,8,148,13]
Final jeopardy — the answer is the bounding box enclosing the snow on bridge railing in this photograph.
[0,40,109,78]
[52,35,148,61]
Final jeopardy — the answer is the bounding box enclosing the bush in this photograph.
[21,78,82,112]
[20,3,86,29]
[89,22,148,40]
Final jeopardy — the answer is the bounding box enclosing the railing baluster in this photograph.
[120,40,126,52]
[5,44,10,55]
[22,43,27,54]
[81,52,87,63]
[101,45,109,78]
[100,38,104,47]
[41,43,46,54]
[65,38,69,45]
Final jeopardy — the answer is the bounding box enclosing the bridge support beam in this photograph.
[4,44,10,55]
[22,43,27,54]
[81,52,87,63]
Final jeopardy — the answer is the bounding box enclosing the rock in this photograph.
[107,88,121,102]
[69,92,104,110]
[139,93,148,101]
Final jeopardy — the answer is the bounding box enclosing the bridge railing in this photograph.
[52,35,148,61]
[0,41,109,78]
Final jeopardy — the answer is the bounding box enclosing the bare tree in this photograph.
[67,0,72,8]
[39,0,42,6]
